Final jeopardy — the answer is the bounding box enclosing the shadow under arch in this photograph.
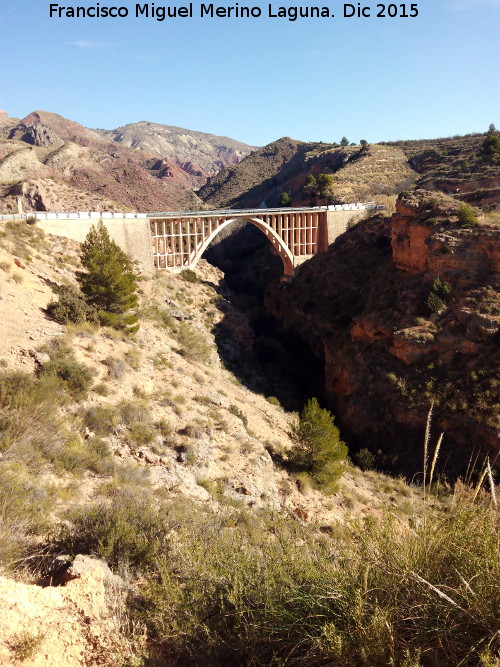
[190,217,295,276]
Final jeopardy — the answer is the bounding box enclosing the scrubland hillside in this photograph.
[0,218,498,665]
[199,131,500,209]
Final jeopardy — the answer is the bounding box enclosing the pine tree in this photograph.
[77,221,139,333]
[317,173,334,197]
[289,397,347,492]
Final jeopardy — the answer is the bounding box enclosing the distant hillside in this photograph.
[198,137,417,208]
[390,133,500,206]
[199,132,500,209]
[0,111,251,213]
[97,121,253,187]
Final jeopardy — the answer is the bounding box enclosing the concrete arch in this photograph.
[189,216,295,275]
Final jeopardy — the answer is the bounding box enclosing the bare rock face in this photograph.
[391,193,500,282]
[17,123,65,149]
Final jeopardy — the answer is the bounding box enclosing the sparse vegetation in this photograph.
[103,355,126,381]
[0,371,66,454]
[83,405,117,437]
[12,631,45,662]
[39,358,94,399]
[48,485,500,667]
[181,268,198,283]
[177,322,212,363]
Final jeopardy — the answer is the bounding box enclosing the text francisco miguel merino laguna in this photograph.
[49,3,419,21]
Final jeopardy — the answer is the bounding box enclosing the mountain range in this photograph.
[0,109,498,214]
[0,110,252,213]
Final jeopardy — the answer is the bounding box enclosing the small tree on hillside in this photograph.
[77,221,139,333]
[278,192,292,207]
[481,133,500,160]
[340,136,349,147]
[289,397,347,492]
[458,203,479,228]
[317,173,334,197]
[305,174,317,189]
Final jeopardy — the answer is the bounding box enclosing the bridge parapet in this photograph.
[0,212,148,221]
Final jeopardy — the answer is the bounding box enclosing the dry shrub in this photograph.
[177,323,212,364]
[0,372,66,454]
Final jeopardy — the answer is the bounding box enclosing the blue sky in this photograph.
[1,0,499,146]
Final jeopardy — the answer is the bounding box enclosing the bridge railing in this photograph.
[147,203,382,218]
[0,212,149,221]
[0,203,384,223]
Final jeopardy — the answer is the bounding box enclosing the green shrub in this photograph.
[54,493,169,570]
[432,277,452,298]
[49,488,500,667]
[266,396,282,407]
[424,291,445,315]
[39,359,94,399]
[52,435,114,475]
[278,192,292,207]
[181,269,198,283]
[118,400,152,427]
[355,447,377,470]
[83,405,117,437]
[288,397,347,493]
[127,422,157,447]
[93,382,109,396]
[46,285,99,325]
[124,346,141,370]
[228,404,248,428]
[481,133,500,160]
[40,335,74,360]
[317,173,334,196]
[0,466,54,569]
[458,203,479,228]
[156,419,173,438]
[12,631,45,662]
[0,372,66,454]
[103,356,127,381]
[145,500,500,666]
[138,302,175,330]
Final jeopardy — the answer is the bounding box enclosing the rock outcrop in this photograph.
[0,566,138,666]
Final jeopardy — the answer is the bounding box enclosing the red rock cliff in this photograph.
[266,191,499,476]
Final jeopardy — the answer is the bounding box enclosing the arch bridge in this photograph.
[150,204,379,276]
